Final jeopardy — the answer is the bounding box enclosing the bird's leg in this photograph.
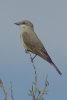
[25,49,37,62]
[32,54,37,60]
[30,54,37,62]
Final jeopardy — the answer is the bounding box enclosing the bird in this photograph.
[15,20,62,75]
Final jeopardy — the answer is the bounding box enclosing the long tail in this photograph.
[37,50,62,75]
[50,61,62,75]
[42,49,62,75]
[29,48,62,75]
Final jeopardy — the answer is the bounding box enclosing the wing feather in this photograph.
[21,32,62,75]
[22,32,50,59]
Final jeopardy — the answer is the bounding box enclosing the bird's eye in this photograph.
[22,22,26,24]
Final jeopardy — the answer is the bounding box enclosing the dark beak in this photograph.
[14,22,20,25]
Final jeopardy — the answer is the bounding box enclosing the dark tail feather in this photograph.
[36,49,62,75]
[51,62,62,75]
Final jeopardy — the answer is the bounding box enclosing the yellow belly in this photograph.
[20,32,32,52]
[23,42,32,52]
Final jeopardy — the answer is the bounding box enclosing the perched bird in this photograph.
[15,20,62,75]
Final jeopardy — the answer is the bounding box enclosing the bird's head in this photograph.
[14,20,34,31]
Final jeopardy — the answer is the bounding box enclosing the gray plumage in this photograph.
[15,20,62,75]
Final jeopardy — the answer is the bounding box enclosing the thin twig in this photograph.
[25,50,37,83]
[0,80,8,100]
[26,51,49,100]
[29,53,37,83]
[37,75,49,100]
[10,81,14,100]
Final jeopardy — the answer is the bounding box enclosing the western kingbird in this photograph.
[15,20,62,75]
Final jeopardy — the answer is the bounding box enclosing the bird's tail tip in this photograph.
[51,62,62,76]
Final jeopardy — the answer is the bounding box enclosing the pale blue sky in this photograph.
[0,0,67,100]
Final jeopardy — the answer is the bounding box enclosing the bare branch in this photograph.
[10,81,14,100]
[29,53,37,83]
[27,53,49,100]
[0,79,8,100]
